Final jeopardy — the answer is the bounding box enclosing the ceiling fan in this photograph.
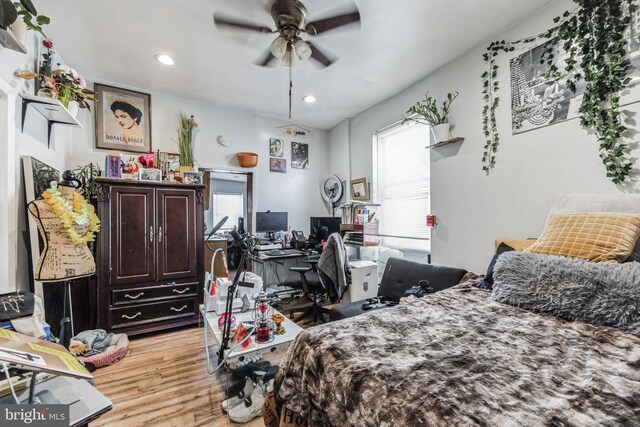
[213,0,361,117]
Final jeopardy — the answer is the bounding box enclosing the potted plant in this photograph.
[402,91,459,143]
[16,61,95,116]
[177,113,197,174]
[12,0,49,43]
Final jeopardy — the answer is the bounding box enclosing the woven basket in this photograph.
[236,152,258,168]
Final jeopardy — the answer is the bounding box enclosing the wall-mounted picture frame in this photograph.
[139,168,162,182]
[270,158,286,173]
[350,177,370,201]
[182,171,203,184]
[269,138,284,158]
[94,83,152,153]
[291,142,309,169]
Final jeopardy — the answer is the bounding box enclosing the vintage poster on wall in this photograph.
[269,138,284,157]
[510,14,640,134]
[94,83,152,153]
[291,142,309,170]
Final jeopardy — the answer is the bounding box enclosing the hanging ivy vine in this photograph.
[481,0,637,184]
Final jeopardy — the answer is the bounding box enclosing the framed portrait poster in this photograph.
[269,138,284,158]
[291,142,309,169]
[94,83,152,153]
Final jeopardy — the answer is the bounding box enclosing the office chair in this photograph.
[287,233,349,323]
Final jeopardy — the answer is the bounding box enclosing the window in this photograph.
[212,193,245,231]
[374,121,430,252]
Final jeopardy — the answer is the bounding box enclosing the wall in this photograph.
[333,0,640,273]
[69,80,331,236]
[0,35,74,293]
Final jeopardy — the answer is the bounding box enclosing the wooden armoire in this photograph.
[95,178,205,335]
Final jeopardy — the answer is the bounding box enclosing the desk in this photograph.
[201,305,303,369]
[251,251,311,287]
[0,375,112,426]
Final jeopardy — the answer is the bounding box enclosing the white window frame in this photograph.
[212,192,246,231]
[373,120,431,252]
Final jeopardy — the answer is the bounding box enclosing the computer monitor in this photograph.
[256,211,288,232]
[310,217,342,237]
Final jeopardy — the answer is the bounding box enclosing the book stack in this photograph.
[339,202,380,225]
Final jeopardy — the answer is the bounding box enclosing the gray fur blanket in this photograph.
[274,284,640,426]
[492,251,640,338]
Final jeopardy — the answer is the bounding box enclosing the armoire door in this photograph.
[110,186,156,285]
[156,188,197,281]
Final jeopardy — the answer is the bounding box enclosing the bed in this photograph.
[266,266,640,426]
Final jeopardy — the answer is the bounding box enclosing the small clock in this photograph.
[217,136,231,147]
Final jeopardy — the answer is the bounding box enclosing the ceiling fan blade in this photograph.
[213,14,274,33]
[307,42,334,67]
[305,11,360,35]
[256,50,278,67]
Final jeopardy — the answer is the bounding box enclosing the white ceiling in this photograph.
[37,0,556,130]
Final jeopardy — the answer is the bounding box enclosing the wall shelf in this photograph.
[20,94,82,147]
[427,136,464,149]
[0,27,27,54]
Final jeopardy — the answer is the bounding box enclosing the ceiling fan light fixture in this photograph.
[270,36,288,59]
[294,39,312,61]
[281,47,294,67]
[302,95,316,103]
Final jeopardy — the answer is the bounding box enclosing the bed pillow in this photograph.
[475,242,514,290]
[523,212,640,262]
[491,251,640,338]
[550,193,640,261]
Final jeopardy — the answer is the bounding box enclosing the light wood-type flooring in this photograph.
[91,298,326,427]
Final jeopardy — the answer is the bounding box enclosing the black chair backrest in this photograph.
[378,258,468,302]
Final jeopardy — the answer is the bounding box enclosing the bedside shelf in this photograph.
[427,136,464,149]
[340,222,379,247]
[20,94,82,147]
[0,27,27,54]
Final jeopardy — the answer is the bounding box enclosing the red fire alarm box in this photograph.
[426,215,437,227]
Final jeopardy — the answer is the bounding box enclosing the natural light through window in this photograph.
[212,193,244,231]
[374,122,430,252]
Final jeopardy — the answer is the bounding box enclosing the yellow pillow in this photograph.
[524,212,640,262]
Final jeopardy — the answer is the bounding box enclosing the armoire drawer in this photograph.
[111,282,198,305]
[110,298,196,328]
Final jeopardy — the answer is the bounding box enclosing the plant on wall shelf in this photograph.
[13,0,49,39]
[402,91,459,126]
[481,0,636,184]
[177,113,197,168]
[402,91,459,143]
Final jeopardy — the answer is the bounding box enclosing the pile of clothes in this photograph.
[70,329,129,368]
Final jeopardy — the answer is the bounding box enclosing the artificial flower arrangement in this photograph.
[15,40,95,110]
[138,152,155,169]
[41,183,100,245]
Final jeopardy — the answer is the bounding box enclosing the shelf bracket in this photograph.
[21,97,54,133]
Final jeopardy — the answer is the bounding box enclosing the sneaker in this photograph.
[232,361,272,382]
[222,379,255,413]
[228,384,265,423]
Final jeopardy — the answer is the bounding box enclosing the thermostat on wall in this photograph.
[217,136,231,147]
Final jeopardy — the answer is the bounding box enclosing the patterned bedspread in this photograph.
[274,283,640,427]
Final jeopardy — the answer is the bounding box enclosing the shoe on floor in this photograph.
[228,383,265,423]
[222,379,255,413]
[232,360,271,382]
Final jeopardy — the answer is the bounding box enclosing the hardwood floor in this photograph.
[91,325,266,427]
[91,298,327,427]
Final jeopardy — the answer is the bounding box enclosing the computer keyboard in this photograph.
[265,249,304,257]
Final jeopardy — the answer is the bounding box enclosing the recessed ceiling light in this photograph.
[302,95,316,103]
[155,54,175,66]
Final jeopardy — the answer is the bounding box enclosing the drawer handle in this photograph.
[172,288,189,295]
[122,312,142,320]
[170,305,188,313]
[150,226,154,243]
[124,292,144,300]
